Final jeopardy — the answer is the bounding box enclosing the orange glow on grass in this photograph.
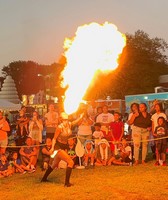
[61,22,126,114]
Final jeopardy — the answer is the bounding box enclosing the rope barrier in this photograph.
[76,135,168,144]
[3,143,46,148]
[1,134,168,149]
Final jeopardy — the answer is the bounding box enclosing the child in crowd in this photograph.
[95,138,130,166]
[67,136,78,166]
[92,123,104,155]
[153,117,168,166]
[95,139,114,166]
[41,138,53,170]
[109,112,124,154]
[83,140,95,168]
[16,110,29,137]
[10,151,31,174]
[19,137,37,172]
[0,154,13,177]
[115,138,132,166]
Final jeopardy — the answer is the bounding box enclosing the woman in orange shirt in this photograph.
[0,111,10,155]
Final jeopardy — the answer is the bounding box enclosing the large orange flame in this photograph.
[61,22,126,114]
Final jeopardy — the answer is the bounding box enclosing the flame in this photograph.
[61,22,126,114]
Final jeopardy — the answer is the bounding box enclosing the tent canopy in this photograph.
[0,99,21,111]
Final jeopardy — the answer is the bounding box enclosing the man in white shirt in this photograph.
[96,105,114,126]
[45,104,59,140]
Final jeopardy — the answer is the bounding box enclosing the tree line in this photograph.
[1,30,168,102]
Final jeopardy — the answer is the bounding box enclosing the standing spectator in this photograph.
[96,105,114,127]
[94,106,103,122]
[153,117,168,166]
[92,123,104,155]
[151,103,167,134]
[4,114,11,136]
[87,100,97,122]
[96,105,114,151]
[96,105,114,135]
[45,104,59,140]
[151,103,167,158]
[109,112,124,154]
[77,110,93,145]
[29,111,43,157]
[4,114,10,124]
[15,107,29,145]
[150,99,159,115]
[127,103,139,128]
[127,103,139,143]
[0,111,10,156]
[130,103,152,165]
[87,100,98,133]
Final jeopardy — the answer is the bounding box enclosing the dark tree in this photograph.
[1,61,64,100]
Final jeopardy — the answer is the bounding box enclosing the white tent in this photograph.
[0,99,21,111]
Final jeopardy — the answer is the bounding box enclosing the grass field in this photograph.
[1,155,168,200]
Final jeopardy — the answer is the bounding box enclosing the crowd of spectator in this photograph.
[0,100,168,180]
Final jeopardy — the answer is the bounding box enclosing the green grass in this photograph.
[1,158,168,200]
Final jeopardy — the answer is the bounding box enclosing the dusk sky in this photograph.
[0,0,168,70]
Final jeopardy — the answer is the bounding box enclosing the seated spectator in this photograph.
[114,138,132,166]
[83,140,95,168]
[19,137,37,172]
[0,154,13,177]
[95,139,114,166]
[92,123,104,156]
[67,136,78,166]
[9,151,31,174]
[41,138,53,170]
